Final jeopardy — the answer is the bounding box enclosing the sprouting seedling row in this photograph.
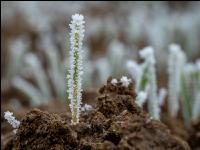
[126,43,199,125]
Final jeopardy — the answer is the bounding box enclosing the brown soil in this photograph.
[160,111,189,141]
[3,77,191,150]
[188,115,200,150]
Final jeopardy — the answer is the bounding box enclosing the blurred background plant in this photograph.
[1,2,200,124]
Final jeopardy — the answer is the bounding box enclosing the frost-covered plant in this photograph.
[111,78,118,85]
[168,43,193,126]
[136,91,147,107]
[191,60,200,120]
[12,77,43,106]
[185,59,200,121]
[168,44,185,117]
[139,46,160,119]
[6,37,29,79]
[67,14,85,125]
[24,53,52,101]
[108,40,126,76]
[126,47,167,117]
[4,111,20,134]
[158,88,167,106]
[126,60,143,92]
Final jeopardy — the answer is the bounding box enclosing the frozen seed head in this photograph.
[120,76,131,87]
[111,78,118,85]
[4,111,20,129]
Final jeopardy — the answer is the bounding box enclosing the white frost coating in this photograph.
[126,60,143,91]
[136,91,147,107]
[158,88,167,106]
[120,76,131,87]
[4,111,20,133]
[192,93,200,120]
[67,14,85,125]
[139,46,159,119]
[81,104,93,112]
[139,46,155,65]
[111,78,118,85]
[191,59,200,121]
[168,43,186,117]
[196,59,200,70]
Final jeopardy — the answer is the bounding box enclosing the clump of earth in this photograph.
[3,77,191,150]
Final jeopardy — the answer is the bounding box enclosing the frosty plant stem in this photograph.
[180,71,192,126]
[67,14,85,125]
[168,44,183,117]
[139,47,160,119]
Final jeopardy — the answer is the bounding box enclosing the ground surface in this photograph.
[2,77,193,150]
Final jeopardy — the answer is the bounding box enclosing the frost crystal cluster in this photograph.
[120,76,131,87]
[67,14,85,125]
[81,104,93,112]
[4,111,20,133]
[111,78,118,85]
[139,46,160,119]
[168,44,186,117]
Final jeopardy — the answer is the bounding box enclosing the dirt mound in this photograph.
[4,77,190,150]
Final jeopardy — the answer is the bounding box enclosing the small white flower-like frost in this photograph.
[4,111,20,132]
[81,104,93,112]
[111,78,118,85]
[120,76,131,87]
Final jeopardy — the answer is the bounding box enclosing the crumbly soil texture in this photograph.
[3,77,191,150]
